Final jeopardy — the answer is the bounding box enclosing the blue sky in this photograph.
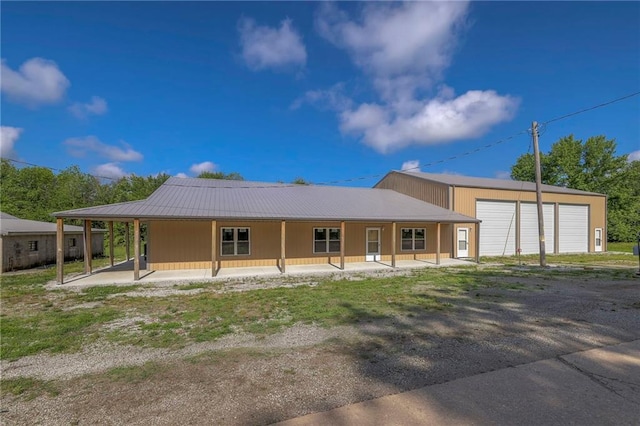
[1,1,639,186]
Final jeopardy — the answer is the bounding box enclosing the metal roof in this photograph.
[0,213,106,236]
[53,177,479,223]
[395,171,605,196]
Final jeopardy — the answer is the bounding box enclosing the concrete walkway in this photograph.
[276,340,640,426]
[54,257,475,288]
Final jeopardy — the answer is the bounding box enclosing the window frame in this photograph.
[220,227,251,256]
[69,237,77,248]
[400,228,426,251]
[28,240,39,252]
[313,227,341,254]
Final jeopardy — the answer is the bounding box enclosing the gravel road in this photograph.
[2,269,639,425]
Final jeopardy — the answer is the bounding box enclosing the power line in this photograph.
[4,90,639,189]
[542,91,640,125]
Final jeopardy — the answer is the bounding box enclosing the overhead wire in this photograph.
[4,90,639,189]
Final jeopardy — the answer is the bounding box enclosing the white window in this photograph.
[221,228,250,256]
[28,240,39,252]
[401,228,426,251]
[314,228,341,253]
[69,237,77,247]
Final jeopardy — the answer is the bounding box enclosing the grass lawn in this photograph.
[608,241,639,253]
[1,251,637,362]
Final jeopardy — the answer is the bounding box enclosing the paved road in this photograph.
[277,340,640,426]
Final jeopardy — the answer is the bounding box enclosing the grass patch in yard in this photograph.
[80,285,140,301]
[482,252,637,267]
[174,282,223,291]
[105,268,498,348]
[1,377,59,400]
[1,308,121,360]
[103,361,163,383]
[608,242,638,253]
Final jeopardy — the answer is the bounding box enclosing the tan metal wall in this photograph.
[375,174,607,258]
[375,172,449,208]
[147,220,452,270]
[452,187,607,256]
[1,232,104,272]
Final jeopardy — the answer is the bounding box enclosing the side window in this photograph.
[314,228,341,253]
[221,228,251,256]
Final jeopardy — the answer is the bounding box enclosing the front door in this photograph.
[457,228,469,258]
[366,228,381,261]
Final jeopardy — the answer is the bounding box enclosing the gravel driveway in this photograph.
[2,269,639,425]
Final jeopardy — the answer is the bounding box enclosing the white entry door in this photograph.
[595,228,603,252]
[457,228,469,258]
[366,228,381,261]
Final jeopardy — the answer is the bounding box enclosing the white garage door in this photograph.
[476,201,517,256]
[558,204,589,253]
[520,203,556,254]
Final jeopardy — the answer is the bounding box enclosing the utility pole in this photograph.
[532,121,547,267]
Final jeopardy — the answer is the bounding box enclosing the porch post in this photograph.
[391,222,397,268]
[56,218,64,284]
[211,220,217,277]
[340,221,345,270]
[280,220,286,273]
[475,222,481,263]
[134,218,140,280]
[125,222,131,261]
[436,222,441,265]
[84,220,92,274]
[108,221,114,266]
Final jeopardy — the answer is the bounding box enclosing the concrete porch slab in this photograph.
[51,257,475,288]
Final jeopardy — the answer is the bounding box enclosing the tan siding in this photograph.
[147,220,454,271]
[453,187,606,255]
[375,173,449,208]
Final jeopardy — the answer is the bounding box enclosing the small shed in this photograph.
[0,212,105,272]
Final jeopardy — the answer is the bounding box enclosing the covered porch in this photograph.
[54,217,481,285]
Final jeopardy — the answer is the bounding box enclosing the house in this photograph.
[0,212,105,272]
[375,171,607,258]
[52,177,479,283]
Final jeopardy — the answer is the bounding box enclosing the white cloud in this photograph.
[64,136,143,162]
[628,150,640,162]
[311,2,519,153]
[190,161,216,175]
[93,163,128,180]
[0,126,23,159]
[494,170,512,180]
[68,96,108,119]
[175,172,189,179]
[239,17,307,71]
[401,160,420,172]
[341,90,519,153]
[0,58,70,107]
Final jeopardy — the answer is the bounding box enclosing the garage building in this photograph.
[375,171,607,258]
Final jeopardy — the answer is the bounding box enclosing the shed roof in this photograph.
[0,213,106,236]
[394,171,605,196]
[53,177,479,223]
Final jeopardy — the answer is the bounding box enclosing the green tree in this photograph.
[197,171,244,180]
[0,161,56,222]
[510,135,639,241]
[291,177,310,185]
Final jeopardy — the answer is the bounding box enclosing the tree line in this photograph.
[510,135,639,242]
[2,135,636,244]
